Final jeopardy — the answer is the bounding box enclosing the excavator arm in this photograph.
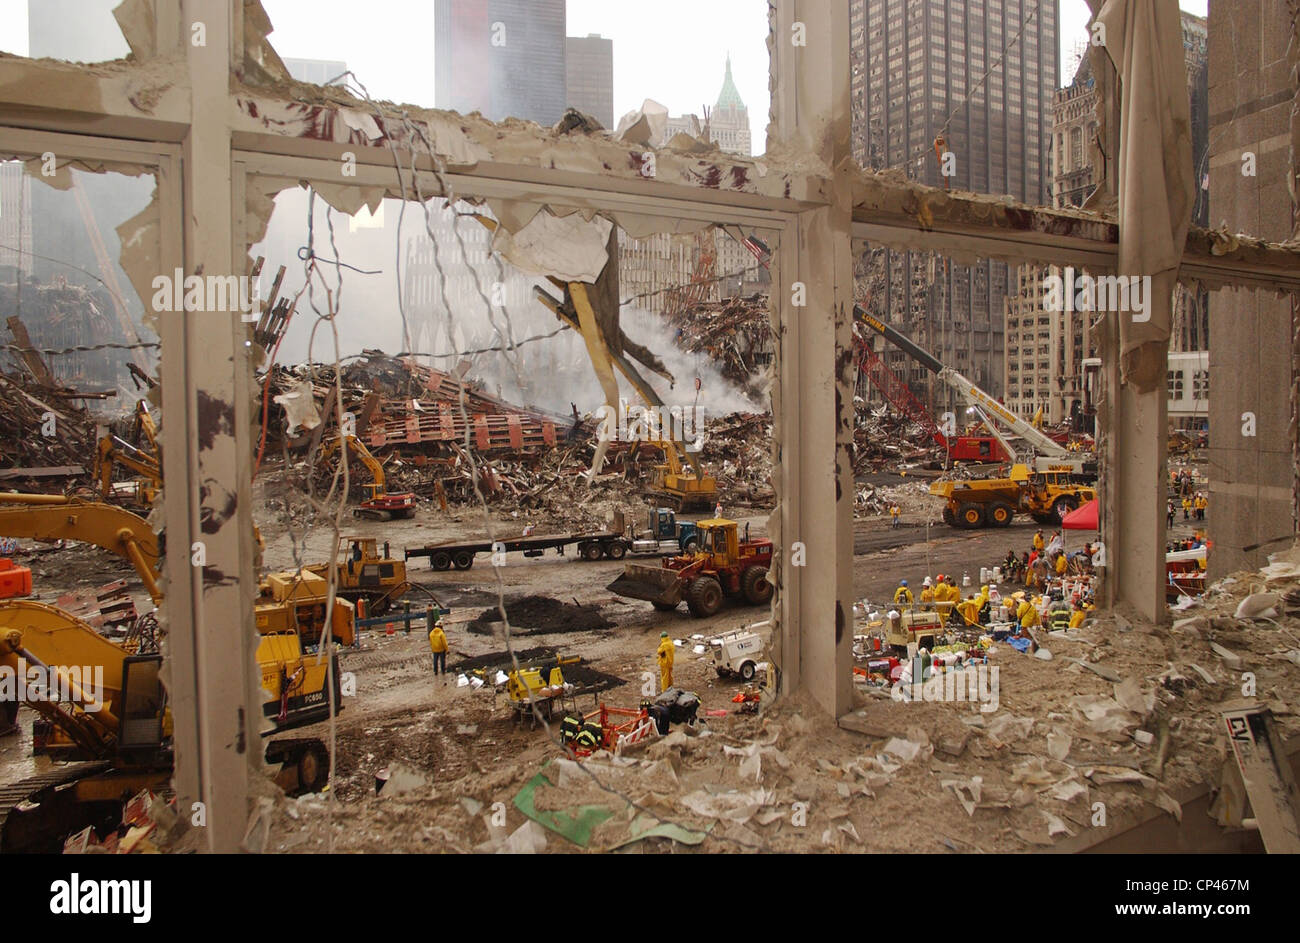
[92,399,162,506]
[938,369,1071,460]
[320,434,387,498]
[133,400,158,453]
[0,494,162,605]
[0,601,139,755]
[94,436,161,503]
[645,439,687,477]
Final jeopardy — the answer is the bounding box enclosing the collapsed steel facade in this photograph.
[0,0,1296,851]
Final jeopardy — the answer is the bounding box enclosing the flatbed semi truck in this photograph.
[405,507,699,570]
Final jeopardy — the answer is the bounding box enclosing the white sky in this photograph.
[0,0,1210,144]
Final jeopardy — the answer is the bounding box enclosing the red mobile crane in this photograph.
[735,232,1006,463]
[851,318,1009,463]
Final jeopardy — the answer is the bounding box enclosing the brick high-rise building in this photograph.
[434,0,567,126]
[850,0,1059,409]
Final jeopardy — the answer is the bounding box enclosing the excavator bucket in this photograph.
[606,564,686,606]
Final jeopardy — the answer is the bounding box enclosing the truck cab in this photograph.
[651,507,697,550]
[630,507,698,554]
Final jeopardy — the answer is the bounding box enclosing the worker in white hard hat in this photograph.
[920,577,935,608]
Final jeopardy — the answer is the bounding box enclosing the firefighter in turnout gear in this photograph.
[561,712,583,745]
[1048,596,1072,631]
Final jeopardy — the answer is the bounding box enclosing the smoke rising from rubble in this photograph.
[251,191,764,420]
[462,302,764,419]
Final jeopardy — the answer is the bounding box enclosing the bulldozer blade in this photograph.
[606,564,685,606]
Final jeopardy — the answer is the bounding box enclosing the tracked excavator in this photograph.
[93,400,162,508]
[627,438,719,512]
[319,434,417,520]
[0,493,352,852]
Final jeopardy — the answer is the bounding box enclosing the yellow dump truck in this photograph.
[931,464,1095,529]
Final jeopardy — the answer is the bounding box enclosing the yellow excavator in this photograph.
[0,493,352,852]
[93,400,162,508]
[628,438,718,512]
[319,434,417,520]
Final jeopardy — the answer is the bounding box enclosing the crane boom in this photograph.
[853,305,1073,464]
[852,333,945,445]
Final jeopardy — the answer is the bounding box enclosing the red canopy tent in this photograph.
[1061,499,1099,531]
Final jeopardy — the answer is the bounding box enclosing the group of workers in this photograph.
[893,575,982,622]
[1167,531,1209,554]
[890,565,1093,637]
[997,528,1096,589]
[892,575,959,608]
[1167,493,1209,525]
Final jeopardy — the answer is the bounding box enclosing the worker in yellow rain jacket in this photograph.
[1017,598,1041,630]
[428,619,449,680]
[656,632,675,692]
[893,580,914,606]
[920,577,935,608]
[1033,530,1045,553]
[958,585,990,626]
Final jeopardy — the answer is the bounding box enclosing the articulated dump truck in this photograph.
[930,465,1096,529]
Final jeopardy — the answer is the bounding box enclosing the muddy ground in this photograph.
[7,458,1291,855]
